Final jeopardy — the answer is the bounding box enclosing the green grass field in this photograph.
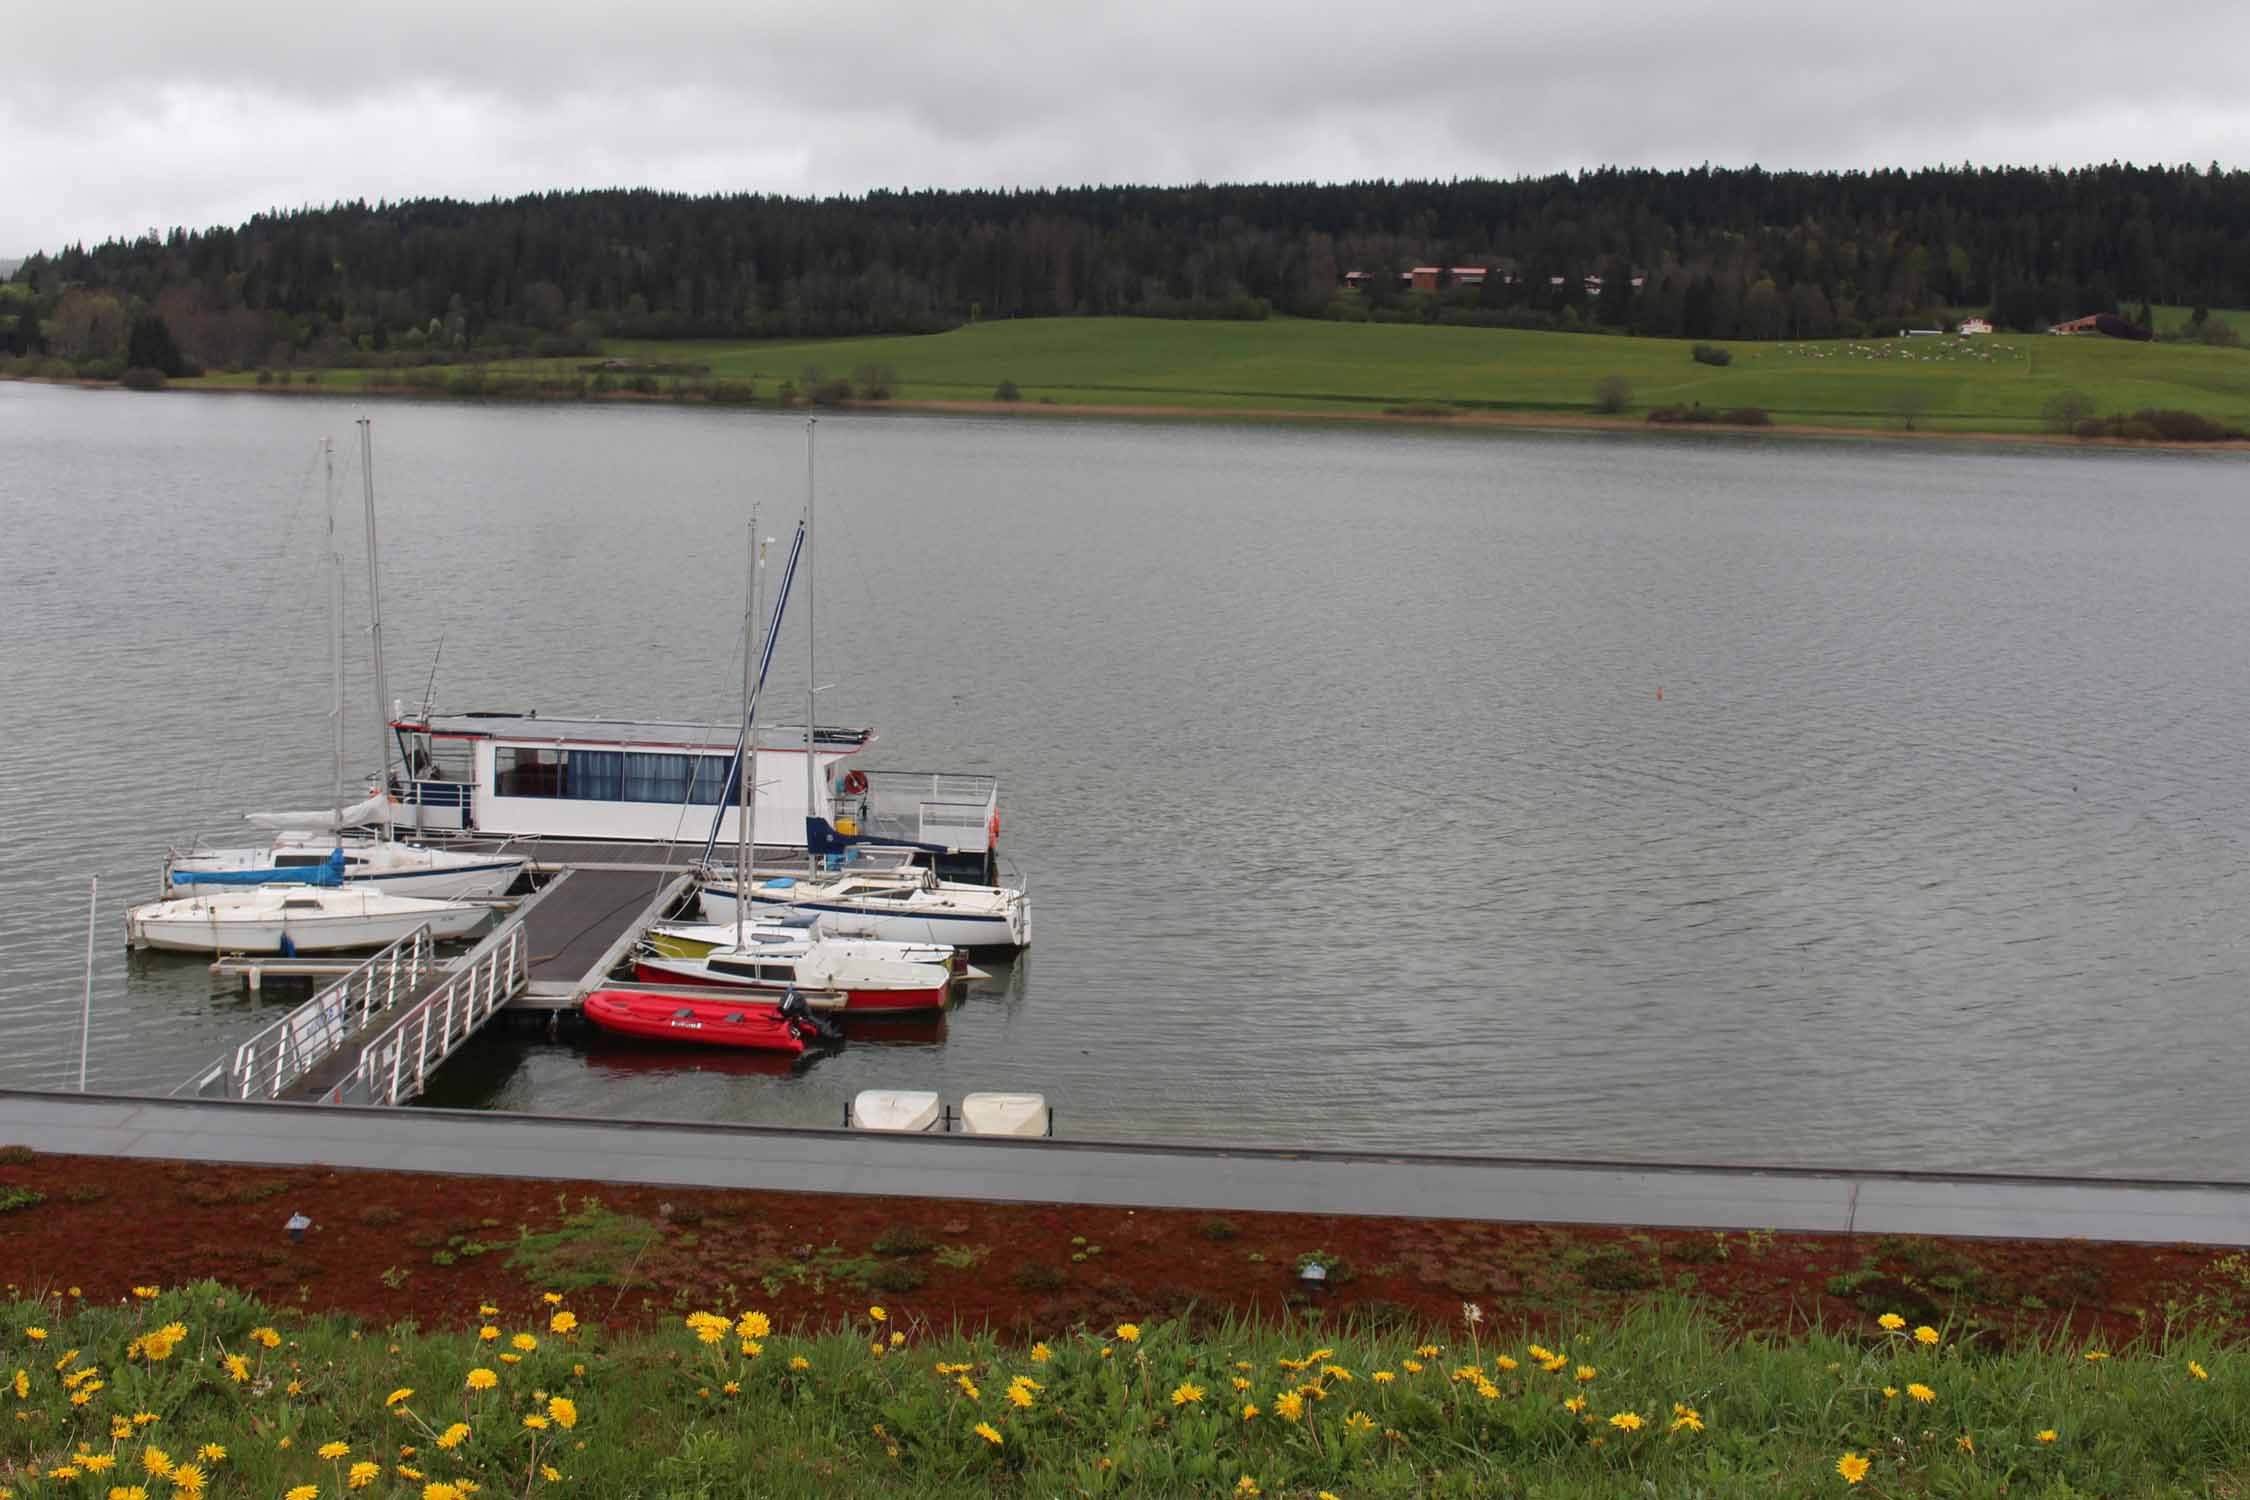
[188,315,2250,437]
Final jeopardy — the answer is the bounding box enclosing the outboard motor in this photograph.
[777,988,844,1044]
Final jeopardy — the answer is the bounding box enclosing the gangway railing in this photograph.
[856,770,999,854]
[328,915,531,1106]
[174,926,439,1101]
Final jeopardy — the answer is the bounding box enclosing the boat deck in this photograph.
[7,1091,2249,1247]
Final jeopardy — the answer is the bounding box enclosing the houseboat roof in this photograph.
[399,711,874,754]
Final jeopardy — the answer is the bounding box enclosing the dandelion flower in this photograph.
[521,1416,549,1430]
[1234,1477,1260,1496]
[250,1328,281,1349]
[386,1388,413,1406]
[222,1354,249,1383]
[721,1382,739,1396]
[1401,1359,1422,1374]
[1170,1381,1204,1406]
[2084,1350,2109,1363]
[285,1487,320,1500]
[1372,1370,1395,1384]
[549,1312,577,1335]
[1030,1342,1051,1363]
[1527,1344,1553,1362]
[512,1334,538,1353]
[465,1368,498,1391]
[1956,1434,1975,1453]
[317,1442,350,1460]
[10,1371,23,1398]
[435,1423,470,1450]
[1274,1391,1305,1423]
[1670,1408,1705,1434]
[540,1466,561,1482]
[542,1293,563,1305]
[1239,1403,1259,1420]
[422,1485,460,1500]
[1575,1365,1598,1383]
[1416,1344,1442,1359]
[348,1461,381,1489]
[2037,1429,2057,1443]
[1474,1378,1499,1400]
[1907,1383,1935,1404]
[171,1463,208,1495]
[2190,1361,2210,1381]
[547,1397,576,1430]
[735,1312,769,1340]
[1877,1313,1906,1330]
[683,1313,727,1345]
[1836,1451,1870,1485]
[1609,1411,1644,1432]
[956,1374,981,1401]
[132,1286,160,1300]
[868,1307,886,1323]
[888,1330,904,1346]
[1007,1384,1033,1409]
[478,1327,498,1342]
[1494,1355,1517,1372]
[81,1454,116,1473]
[1913,1326,1940,1346]
[973,1421,1001,1446]
[738,1340,762,1358]
[1344,1410,1375,1433]
[197,1445,225,1463]
[1116,1323,1140,1343]
[788,1356,810,1372]
[1564,1395,1587,1414]
[1542,1355,1569,1374]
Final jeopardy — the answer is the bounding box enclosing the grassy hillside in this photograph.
[190,317,2250,436]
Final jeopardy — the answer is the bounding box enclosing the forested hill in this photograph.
[8,165,2249,367]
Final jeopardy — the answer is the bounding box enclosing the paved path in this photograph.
[5,1091,2248,1245]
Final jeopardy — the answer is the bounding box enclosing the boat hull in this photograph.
[582,990,807,1054]
[698,886,1028,950]
[631,956,947,1013]
[165,843,522,901]
[125,901,490,954]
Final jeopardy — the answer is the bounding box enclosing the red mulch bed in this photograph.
[0,1150,2233,1345]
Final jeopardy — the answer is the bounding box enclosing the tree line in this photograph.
[5,163,2247,370]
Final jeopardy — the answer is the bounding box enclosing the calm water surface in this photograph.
[3,381,2247,1173]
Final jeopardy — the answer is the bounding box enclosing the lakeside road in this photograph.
[20,314,2246,448]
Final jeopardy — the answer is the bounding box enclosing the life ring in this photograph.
[840,769,869,796]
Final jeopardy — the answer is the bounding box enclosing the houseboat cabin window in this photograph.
[494,748,731,804]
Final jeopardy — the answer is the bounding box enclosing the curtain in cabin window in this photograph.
[566,750,624,801]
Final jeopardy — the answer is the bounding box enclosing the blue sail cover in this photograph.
[173,849,346,887]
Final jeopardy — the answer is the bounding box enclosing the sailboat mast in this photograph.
[803,418,818,877]
[356,419,394,842]
[324,438,345,826]
[737,511,759,950]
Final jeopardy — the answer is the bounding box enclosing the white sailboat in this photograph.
[126,884,493,955]
[160,426,524,901]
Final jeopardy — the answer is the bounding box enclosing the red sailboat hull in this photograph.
[581,989,808,1054]
[629,958,947,1013]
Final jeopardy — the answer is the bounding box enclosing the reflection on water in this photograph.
[4,382,2248,1172]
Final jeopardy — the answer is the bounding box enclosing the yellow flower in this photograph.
[1956,1434,1975,1453]
[1494,1355,1518,1372]
[423,1486,461,1500]
[2190,1361,2210,1381]
[788,1356,810,1371]
[132,1286,160,1299]
[478,1327,499,1342]
[511,1334,538,1353]
[540,1467,561,1482]
[2084,1350,2109,1363]
[734,1311,770,1339]
[1322,1364,1353,1382]
[1564,1395,1587,1414]
[348,1461,381,1488]
[973,1421,1001,1446]
[1609,1411,1643,1431]
[2037,1428,2057,1443]
[1541,1355,1569,1374]
[721,1383,739,1396]
[1372,1370,1395,1383]
[9,1371,22,1398]
[547,1396,576,1430]
[1239,1403,1259,1420]
[1877,1313,1906,1330]
[1836,1452,1870,1484]
[386,1387,413,1405]
[684,1313,727,1344]
[1881,1386,1898,1399]
[285,1487,320,1500]
[1344,1410,1375,1433]
[1575,1364,1598,1383]
[466,1368,498,1390]
[888,1330,904,1347]
[1914,1326,1940,1346]
[222,1354,249,1383]
[1274,1391,1305,1422]
[521,1416,549,1430]
[1116,1323,1141,1343]
[739,1340,762,1358]
[1401,1359,1423,1374]
[249,1328,281,1349]
[1030,1342,1051,1363]
[317,1442,350,1460]
[197,1445,225,1463]
[435,1423,470,1450]
[1907,1383,1935,1404]
[286,1380,304,1395]
[395,1467,423,1482]
[1006,1383,1033,1409]
[1415,1344,1442,1358]
[549,1312,578,1335]
[1169,1381,1204,1406]
[1234,1478,1260,1497]
[1669,1408,1705,1434]
[171,1463,208,1497]
[1527,1344,1553,1361]
[1474,1378,1499,1400]
[542,1293,563,1305]
[868,1307,887,1323]
[83,1455,116,1473]
[23,1329,43,1342]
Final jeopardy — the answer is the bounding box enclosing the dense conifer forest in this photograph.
[5,164,2245,371]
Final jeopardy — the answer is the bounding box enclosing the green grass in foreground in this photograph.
[6,1284,2248,1498]
[182,315,2250,438]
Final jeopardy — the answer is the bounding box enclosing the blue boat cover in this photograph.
[174,849,346,887]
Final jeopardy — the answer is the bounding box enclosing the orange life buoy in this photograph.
[840,769,869,797]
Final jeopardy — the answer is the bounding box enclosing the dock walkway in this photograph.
[11,1091,2250,1246]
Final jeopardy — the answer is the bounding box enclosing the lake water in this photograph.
[3,380,2247,1173]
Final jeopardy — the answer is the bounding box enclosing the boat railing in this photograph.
[857,771,999,853]
[174,925,440,1101]
[331,914,532,1107]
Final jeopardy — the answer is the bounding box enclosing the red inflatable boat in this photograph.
[581,989,821,1054]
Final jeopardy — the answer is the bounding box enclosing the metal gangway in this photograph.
[174,879,556,1107]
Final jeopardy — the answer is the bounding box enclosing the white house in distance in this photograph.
[1957,316,1994,335]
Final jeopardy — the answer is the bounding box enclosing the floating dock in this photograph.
[11,1090,2250,1248]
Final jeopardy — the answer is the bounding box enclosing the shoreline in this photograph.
[9,371,2248,454]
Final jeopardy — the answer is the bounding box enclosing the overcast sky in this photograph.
[8,0,2245,256]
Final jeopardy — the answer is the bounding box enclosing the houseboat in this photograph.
[380,710,1006,884]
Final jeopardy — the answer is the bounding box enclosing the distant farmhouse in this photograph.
[1956,316,1993,335]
